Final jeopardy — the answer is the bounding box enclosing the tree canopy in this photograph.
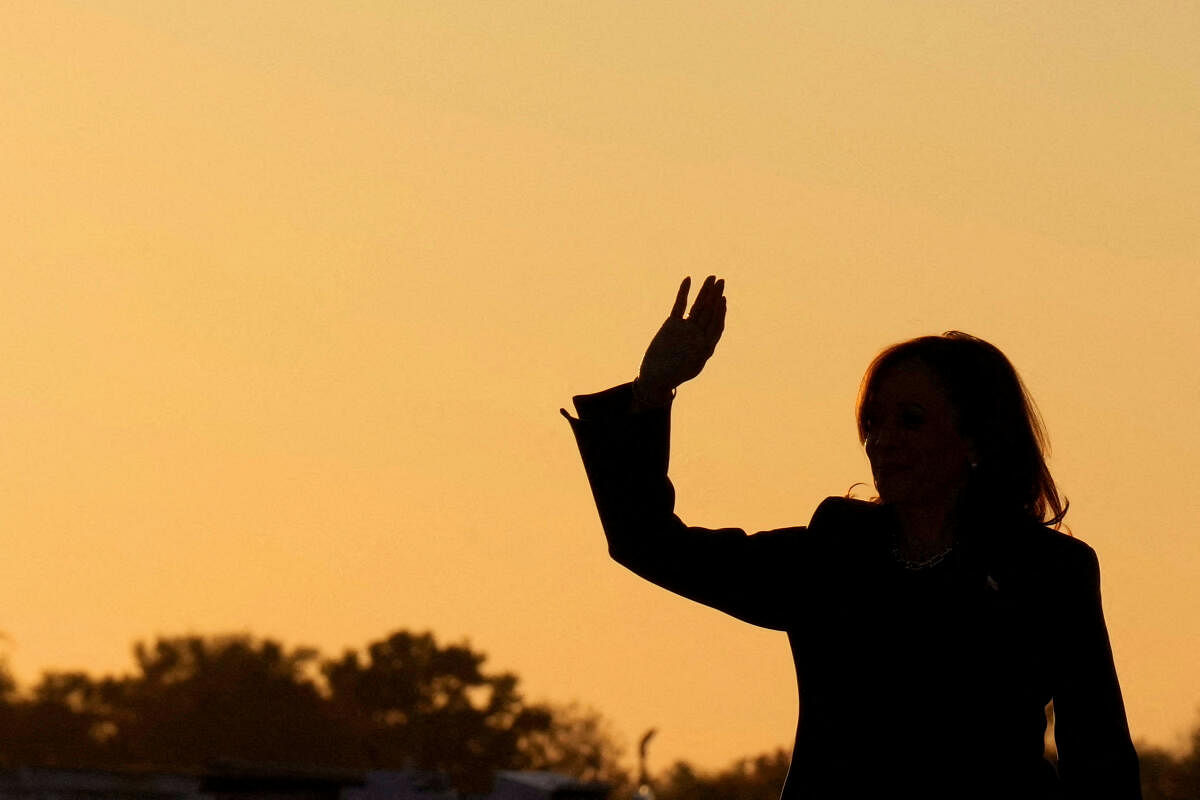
[0,630,627,794]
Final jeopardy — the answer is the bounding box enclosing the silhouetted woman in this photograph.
[562,276,1140,799]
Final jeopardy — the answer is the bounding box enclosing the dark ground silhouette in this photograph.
[0,630,624,794]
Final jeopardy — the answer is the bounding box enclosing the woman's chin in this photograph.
[873,476,910,505]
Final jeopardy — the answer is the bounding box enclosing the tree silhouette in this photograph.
[513,702,629,789]
[1,657,112,768]
[1138,711,1200,800]
[323,630,554,791]
[653,748,791,800]
[0,650,13,701]
[107,634,346,768]
[0,628,625,794]
[647,729,1200,800]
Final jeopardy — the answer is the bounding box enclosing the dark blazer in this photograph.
[562,382,1140,799]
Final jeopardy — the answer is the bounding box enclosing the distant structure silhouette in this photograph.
[634,729,656,800]
[563,276,1140,799]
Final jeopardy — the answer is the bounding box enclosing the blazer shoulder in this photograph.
[1019,523,1096,562]
[1002,521,1100,590]
[809,495,886,533]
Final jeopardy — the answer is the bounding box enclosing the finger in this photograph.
[670,276,691,319]
[692,275,719,328]
[689,274,716,322]
[709,277,724,316]
[700,282,724,341]
[707,294,726,349]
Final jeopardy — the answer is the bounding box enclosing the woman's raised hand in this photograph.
[636,276,727,403]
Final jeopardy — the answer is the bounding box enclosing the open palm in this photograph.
[638,275,727,393]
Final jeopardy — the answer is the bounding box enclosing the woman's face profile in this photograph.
[862,359,975,508]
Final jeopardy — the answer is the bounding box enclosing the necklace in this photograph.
[889,538,954,571]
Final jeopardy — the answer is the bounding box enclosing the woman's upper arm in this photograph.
[1051,543,1141,798]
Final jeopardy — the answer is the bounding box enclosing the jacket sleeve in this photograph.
[1052,543,1142,799]
[561,381,823,631]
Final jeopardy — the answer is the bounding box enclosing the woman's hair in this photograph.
[855,331,1068,529]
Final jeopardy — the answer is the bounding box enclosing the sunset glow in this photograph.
[2,1,1198,771]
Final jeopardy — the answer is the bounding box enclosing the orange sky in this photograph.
[2,1,1198,773]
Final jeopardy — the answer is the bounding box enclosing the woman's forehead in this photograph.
[870,360,952,406]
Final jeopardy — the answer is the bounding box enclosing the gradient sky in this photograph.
[2,1,1198,773]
